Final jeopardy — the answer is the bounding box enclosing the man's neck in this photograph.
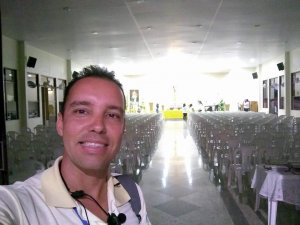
[59,159,109,201]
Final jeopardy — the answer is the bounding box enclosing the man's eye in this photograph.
[108,113,120,119]
[74,109,87,114]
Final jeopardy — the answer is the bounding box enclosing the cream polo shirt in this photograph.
[0,157,151,225]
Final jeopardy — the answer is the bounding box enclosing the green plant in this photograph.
[219,99,225,111]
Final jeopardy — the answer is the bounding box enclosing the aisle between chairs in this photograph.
[139,120,242,225]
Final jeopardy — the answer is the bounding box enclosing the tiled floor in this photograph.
[139,120,264,225]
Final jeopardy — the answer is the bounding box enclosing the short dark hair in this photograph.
[61,65,126,113]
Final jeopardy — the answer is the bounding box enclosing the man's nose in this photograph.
[91,116,106,133]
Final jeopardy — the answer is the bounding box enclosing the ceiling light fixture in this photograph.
[141,26,152,31]
[193,24,203,28]
[235,42,242,48]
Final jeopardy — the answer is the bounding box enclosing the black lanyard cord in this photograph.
[71,191,126,225]
[60,166,126,225]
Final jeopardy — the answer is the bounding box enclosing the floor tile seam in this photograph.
[220,188,251,225]
[227,188,265,225]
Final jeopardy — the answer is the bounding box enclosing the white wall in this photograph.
[290,48,300,72]
[3,36,22,132]
[222,68,259,111]
[257,50,300,118]
[119,67,261,112]
[25,44,68,131]
[25,45,67,79]
[2,36,18,69]
[3,36,68,132]
[259,55,285,114]
[120,72,228,111]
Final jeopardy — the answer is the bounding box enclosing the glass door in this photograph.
[269,77,279,115]
[40,76,57,126]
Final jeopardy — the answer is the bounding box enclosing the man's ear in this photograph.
[56,112,64,137]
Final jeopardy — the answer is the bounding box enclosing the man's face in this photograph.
[56,77,125,174]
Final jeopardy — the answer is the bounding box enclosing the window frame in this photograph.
[4,68,19,120]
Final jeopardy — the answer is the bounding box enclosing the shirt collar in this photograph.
[41,157,130,209]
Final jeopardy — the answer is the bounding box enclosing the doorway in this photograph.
[41,77,57,126]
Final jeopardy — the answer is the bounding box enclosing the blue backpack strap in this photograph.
[115,174,141,222]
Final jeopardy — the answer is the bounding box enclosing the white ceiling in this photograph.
[1,0,300,74]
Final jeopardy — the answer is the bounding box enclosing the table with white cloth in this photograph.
[251,164,300,225]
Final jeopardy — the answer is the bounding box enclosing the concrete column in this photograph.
[17,41,27,128]
[66,59,72,82]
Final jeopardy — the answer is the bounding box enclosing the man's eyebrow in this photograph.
[69,101,124,113]
[107,105,125,114]
[69,100,91,107]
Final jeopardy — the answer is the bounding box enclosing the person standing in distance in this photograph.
[243,99,250,112]
[182,103,187,121]
[0,65,151,225]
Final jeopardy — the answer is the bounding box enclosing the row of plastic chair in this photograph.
[112,113,163,182]
[6,125,63,183]
[6,113,163,184]
[188,112,299,195]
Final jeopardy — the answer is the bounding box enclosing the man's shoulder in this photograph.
[114,175,141,211]
[0,172,43,198]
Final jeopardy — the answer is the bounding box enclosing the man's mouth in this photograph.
[79,141,108,148]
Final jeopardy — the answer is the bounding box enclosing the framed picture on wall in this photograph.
[130,89,139,103]
[292,72,300,110]
[263,80,268,108]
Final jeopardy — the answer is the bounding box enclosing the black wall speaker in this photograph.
[252,72,258,79]
[27,56,37,68]
[277,62,284,71]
